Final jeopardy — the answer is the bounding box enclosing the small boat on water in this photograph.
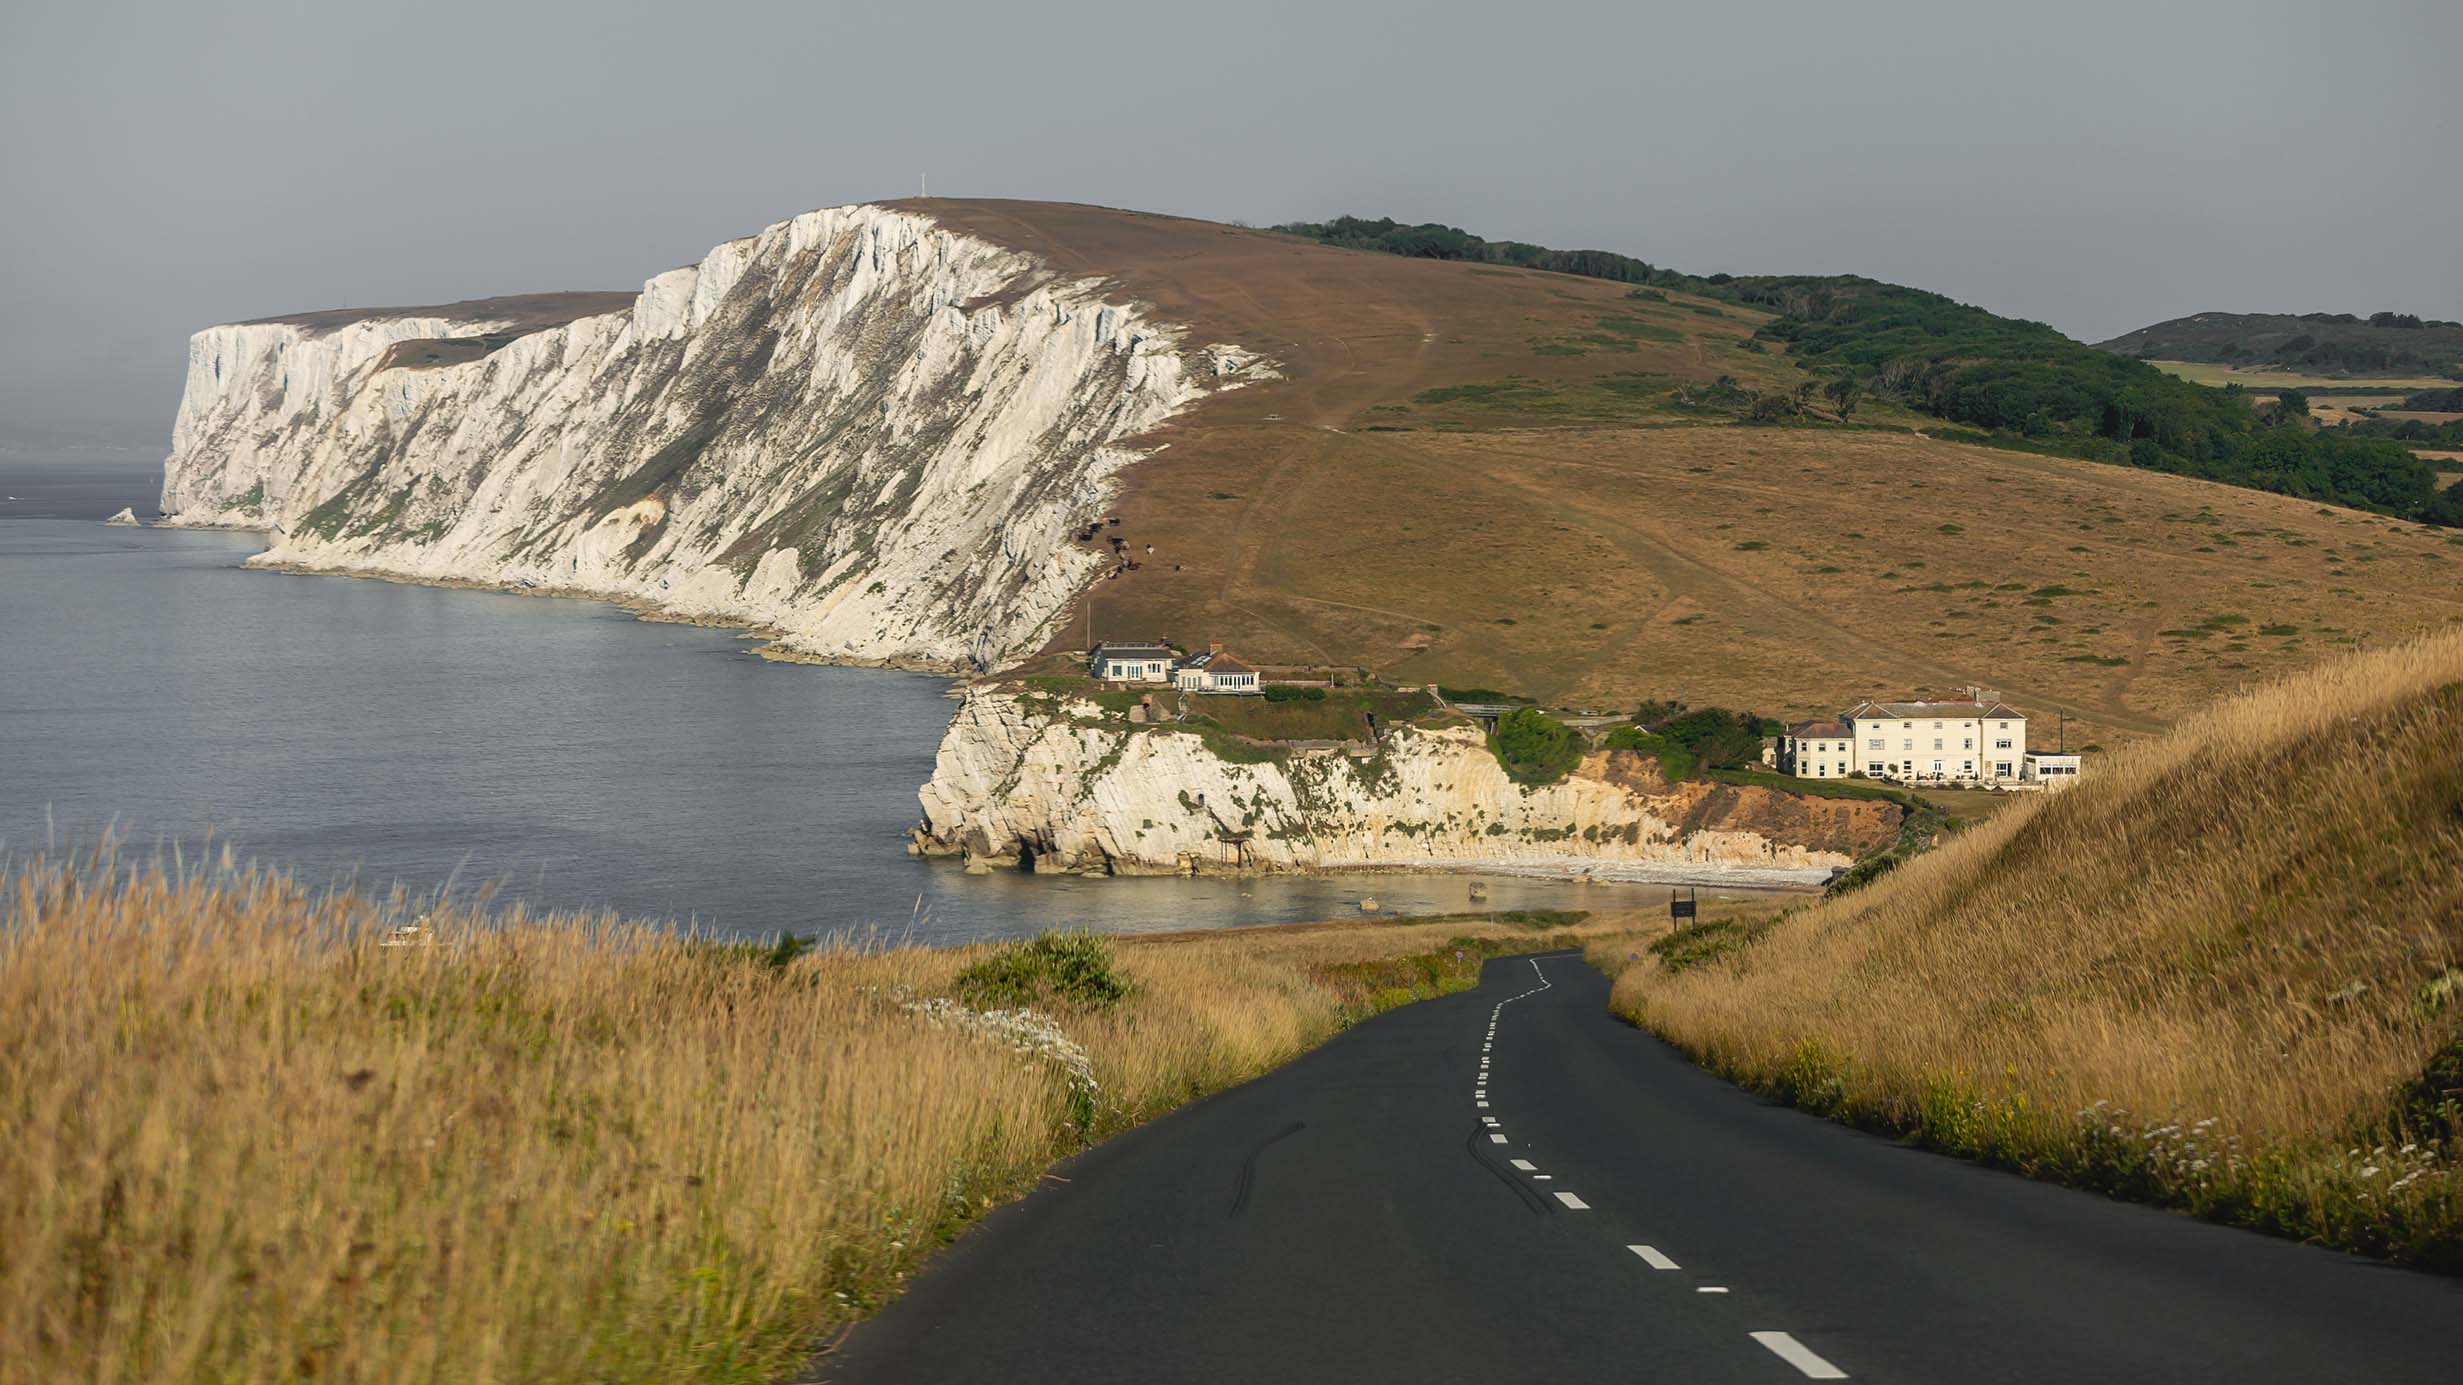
[378,915,439,948]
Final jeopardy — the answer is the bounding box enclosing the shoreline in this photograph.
[216,538,982,676]
[155,527,1839,897]
[921,849,1833,892]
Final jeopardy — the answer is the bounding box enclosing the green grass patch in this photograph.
[1190,689,1436,743]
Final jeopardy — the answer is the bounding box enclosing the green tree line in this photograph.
[1273,216,1675,285]
[1275,212,2457,525]
[1721,275,2448,521]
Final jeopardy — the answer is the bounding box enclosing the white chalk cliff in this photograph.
[915,690,1897,882]
[159,203,1264,670]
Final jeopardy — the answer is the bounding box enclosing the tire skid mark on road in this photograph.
[1463,1123,1551,1214]
[1224,1121,1305,1218]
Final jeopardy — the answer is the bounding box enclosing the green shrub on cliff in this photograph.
[1603,725,1695,781]
[1490,706,1583,785]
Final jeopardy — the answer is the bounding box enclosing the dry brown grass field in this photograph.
[0,855,1651,1383]
[2142,359,2455,392]
[911,204,2461,750]
[1597,629,2463,1265]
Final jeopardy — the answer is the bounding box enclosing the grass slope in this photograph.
[2099,310,2463,378]
[0,855,1616,1382]
[1598,630,2463,1266]
[909,202,2462,750]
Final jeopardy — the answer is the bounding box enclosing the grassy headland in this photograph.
[914,203,2460,747]
[1594,630,2463,1267]
[0,857,1612,1382]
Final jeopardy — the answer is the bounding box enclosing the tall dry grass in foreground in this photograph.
[1602,629,2463,1265]
[0,858,1613,1383]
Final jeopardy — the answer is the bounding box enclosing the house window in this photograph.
[1902,739,1913,751]
[1963,738,1973,749]
[1996,761,2014,777]
[1995,739,2012,750]
[1933,738,1943,750]
[1867,738,1883,750]
[1869,762,1885,775]
[1963,761,1974,774]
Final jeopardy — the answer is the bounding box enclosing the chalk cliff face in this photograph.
[159,204,1264,670]
[916,690,1898,881]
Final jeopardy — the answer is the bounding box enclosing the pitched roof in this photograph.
[1845,699,2026,721]
[1091,641,1173,660]
[1789,718,1853,738]
[1176,649,1254,674]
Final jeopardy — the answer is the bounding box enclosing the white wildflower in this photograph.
[894,991,1099,1101]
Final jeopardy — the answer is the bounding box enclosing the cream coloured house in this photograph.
[1776,718,1856,779]
[1839,694,2029,785]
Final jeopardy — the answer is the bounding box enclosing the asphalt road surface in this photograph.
[819,951,2463,1383]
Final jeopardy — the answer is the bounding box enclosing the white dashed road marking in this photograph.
[1751,1332,1848,1379]
[1469,956,1849,1380]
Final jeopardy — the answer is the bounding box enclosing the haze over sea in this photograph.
[1,458,1729,943]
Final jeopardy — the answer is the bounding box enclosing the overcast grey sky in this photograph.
[5,0,2457,441]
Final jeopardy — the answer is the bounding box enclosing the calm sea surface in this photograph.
[1,458,1756,943]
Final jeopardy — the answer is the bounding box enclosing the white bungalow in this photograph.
[1089,640,1176,683]
[1174,645,1261,694]
[2024,751,2083,788]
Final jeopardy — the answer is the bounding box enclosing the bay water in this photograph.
[1,458,1752,943]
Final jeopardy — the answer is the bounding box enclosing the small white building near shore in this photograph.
[1089,640,1176,683]
[1173,645,1261,694]
[2024,751,2083,788]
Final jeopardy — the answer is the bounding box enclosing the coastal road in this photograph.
[817,952,2463,1383]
